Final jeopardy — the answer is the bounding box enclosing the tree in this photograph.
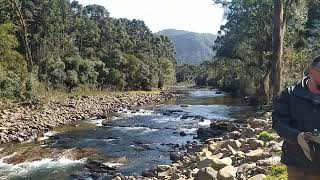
[8,0,34,96]
[271,0,303,101]
[0,23,26,100]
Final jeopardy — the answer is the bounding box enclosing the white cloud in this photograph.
[77,0,224,34]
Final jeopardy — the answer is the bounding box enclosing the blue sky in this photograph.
[77,0,224,34]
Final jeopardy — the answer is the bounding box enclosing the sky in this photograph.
[77,0,225,34]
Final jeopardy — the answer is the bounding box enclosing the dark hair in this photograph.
[311,56,320,67]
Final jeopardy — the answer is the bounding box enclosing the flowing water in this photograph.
[0,89,253,180]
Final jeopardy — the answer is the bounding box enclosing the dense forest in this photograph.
[177,0,320,103]
[0,0,176,102]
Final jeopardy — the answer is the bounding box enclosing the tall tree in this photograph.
[8,0,34,96]
[271,0,301,101]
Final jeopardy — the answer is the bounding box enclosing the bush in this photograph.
[259,131,274,141]
[0,71,24,100]
[266,165,287,180]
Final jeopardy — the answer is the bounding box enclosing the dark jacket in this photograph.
[272,76,320,169]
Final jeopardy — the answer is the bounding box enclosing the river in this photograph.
[0,89,252,180]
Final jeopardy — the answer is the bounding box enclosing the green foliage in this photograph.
[266,165,287,180]
[0,22,26,101]
[259,131,274,141]
[0,0,177,102]
[204,0,315,101]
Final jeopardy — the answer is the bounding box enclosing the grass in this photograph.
[266,165,287,180]
[259,131,275,141]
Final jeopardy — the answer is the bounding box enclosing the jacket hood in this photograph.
[291,76,320,105]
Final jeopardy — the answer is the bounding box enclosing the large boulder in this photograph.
[194,167,218,180]
[217,165,237,180]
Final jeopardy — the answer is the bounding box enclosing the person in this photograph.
[273,56,320,180]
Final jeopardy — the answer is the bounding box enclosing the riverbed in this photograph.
[0,89,252,180]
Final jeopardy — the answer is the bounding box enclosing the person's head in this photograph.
[309,56,320,91]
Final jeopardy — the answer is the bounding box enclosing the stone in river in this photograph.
[180,131,187,136]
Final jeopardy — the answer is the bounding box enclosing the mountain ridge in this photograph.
[157,29,217,64]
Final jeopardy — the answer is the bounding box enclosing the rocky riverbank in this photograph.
[0,91,180,144]
[113,111,282,180]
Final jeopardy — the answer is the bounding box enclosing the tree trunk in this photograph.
[271,0,285,103]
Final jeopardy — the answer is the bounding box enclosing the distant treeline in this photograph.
[0,0,176,101]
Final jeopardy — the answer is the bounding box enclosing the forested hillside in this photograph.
[178,0,320,102]
[0,0,176,102]
[157,29,217,64]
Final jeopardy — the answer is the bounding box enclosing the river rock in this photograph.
[194,167,218,180]
[198,158,215,169]
[257,156,281,166]
[249,119,268,128]
[157,165,172,172]
[142,169,156,177]
[212,157,233,170]
[245,149,264,162]
[202,148,213,157]
[248,139,264,150]
[179,131,187,136]
[217,165,237,180]
[241,128,255,138]
[85,160,116,173]
[157,165,172,179]
[170,152,183,162]
[248,174,267,180]
[229,131,241,140]
[221,140,241,150]
[169,172,184,180]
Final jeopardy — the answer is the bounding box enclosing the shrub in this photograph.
[266,165,287,180]
[259,131,274,141]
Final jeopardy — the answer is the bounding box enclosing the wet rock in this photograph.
[197,128,224,139]
[180,104,190,107]
[210,122,235,131]
[216,91,223,95]
[179,131,187,136]
[85,160,116,173]
[170,152,183,162]
[217,165,237,180]
[194,167,218,180]
[142,169,156,177]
